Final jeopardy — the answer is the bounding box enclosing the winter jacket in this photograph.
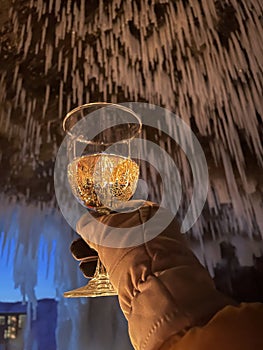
[161,302,263,350]
[77,202,263,350]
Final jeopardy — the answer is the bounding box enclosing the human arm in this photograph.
[72,202,236,350]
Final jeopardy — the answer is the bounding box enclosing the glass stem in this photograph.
[94,258,107,278]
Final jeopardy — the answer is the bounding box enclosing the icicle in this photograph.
[42,84,50,119]
[59,80,64,119]
[1,2,263,326]
[63,56,69,83]
[58,49,62,71]
[55,0,60,16]
[45,44,53,74]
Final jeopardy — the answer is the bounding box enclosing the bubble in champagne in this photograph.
[67,154,139,212]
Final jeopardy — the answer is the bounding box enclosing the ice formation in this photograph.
[0,0,262,349]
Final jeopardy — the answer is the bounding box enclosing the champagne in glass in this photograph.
[68,154,139,212]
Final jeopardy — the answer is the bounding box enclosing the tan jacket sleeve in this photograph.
[161,302,263,350]
[77,203,236,350]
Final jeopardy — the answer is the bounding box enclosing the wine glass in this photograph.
[63,102,142,297]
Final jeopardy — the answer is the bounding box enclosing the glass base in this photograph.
[64,275,117,298]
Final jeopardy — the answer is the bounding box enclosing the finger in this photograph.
[70,238,98,260]
[79,260,98,278]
